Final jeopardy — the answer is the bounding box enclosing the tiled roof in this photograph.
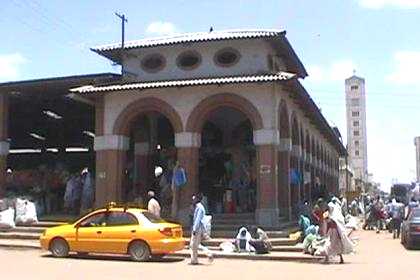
[92,29,285,52]
[70,72,295,94]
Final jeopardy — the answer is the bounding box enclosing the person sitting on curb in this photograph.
[249,226,272,254]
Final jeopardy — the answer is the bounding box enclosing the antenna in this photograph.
[115,12,128,75]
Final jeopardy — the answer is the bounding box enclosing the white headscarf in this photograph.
[236,227,253,252]
[328,202,355,254]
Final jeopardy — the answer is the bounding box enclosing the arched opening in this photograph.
[123,112,176,217]
[198,106,256,214]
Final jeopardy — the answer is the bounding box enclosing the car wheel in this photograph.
[50,238,69,258]
[128,240,150,262]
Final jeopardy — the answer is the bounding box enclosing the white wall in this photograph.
[122,39,280,82]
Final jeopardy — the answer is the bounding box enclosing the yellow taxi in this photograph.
[39,204,185,261]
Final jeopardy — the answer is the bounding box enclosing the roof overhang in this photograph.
[71,72,296,95]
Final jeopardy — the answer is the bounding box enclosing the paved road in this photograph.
[1,229,419,280]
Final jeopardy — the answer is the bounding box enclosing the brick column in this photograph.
[278,138,292,220]
[94,135,129,207]
[175,132,200,226]
[253,129,279,227]
[0,94,9,197]
[133,142,150,198]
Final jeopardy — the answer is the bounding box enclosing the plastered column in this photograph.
[175,132,200,226]
[254,129,280,227]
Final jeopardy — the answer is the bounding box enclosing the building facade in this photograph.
[345,75,368,182]
[0,30,346,227]
[72,30,345,227]
[415,136,420,182]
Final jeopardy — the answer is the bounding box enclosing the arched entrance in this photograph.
[94,97,183,211]
[186,93,266,218]
[123,112,176,216]
[199,106,256,214]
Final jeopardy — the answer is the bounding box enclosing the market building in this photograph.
[0,30,345,227]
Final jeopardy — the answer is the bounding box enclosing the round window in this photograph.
[141,53,166,73]
[214,48,241,67]
[177,51,201,70]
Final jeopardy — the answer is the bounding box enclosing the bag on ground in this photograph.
[0,208,16,229]
[15,198,38,225]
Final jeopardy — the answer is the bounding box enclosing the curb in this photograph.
[170,251,322,263]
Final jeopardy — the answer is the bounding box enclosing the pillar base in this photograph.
[278,206,292,221]
[256,208,280,228]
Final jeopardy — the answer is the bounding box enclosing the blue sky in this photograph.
[1,0,420,191]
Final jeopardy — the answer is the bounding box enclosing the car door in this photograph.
[100,211,140,254]
[73,211,109,253]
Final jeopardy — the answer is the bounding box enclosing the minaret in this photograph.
[345,74,368,182]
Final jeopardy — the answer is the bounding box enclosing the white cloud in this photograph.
[387,51,420,85]
[359,0,420,9]
[306,65,324,82]
[146,21,178,36]
[306,60,357,83]
[0,53,26,81]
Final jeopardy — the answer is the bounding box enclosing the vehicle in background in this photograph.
[401,208,420,249]
[39,204,185,261]
[391,184,411,205]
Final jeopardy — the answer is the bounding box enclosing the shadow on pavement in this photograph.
[40,253,185,263]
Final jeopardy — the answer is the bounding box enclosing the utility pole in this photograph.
[115,12,127,75]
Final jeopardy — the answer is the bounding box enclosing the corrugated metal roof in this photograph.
[92,29,285,52]
[71,72,295,94]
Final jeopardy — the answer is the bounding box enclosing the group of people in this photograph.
[300,196,356,264]
[363,195,419,239]
[63,169,94,215]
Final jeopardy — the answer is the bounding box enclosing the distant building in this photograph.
[339,157,354,196]
[345,75,368,182]
[415,137,420,182]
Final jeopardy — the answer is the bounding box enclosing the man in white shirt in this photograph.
[147,191,161,218]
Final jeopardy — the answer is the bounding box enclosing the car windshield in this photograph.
[142,212,166,223]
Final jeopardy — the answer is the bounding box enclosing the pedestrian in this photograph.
[249,226,272,254]
[373,195,384,233]
[147,190,161,218]
[80,169,94,214]
[390,198,405,239]
[312,198,327,236]
[406,197,419,219]
[235,227,254,253]
[190,193,213,265]
[323,205,355,264]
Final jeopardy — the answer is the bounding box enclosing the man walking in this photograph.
[190,193,213,265]
[147,191,161,218]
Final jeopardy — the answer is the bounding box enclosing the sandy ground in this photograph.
[0,229,419,280]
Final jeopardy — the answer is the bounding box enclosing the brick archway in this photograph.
[113,97,183,136]
[186,93,263,133]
